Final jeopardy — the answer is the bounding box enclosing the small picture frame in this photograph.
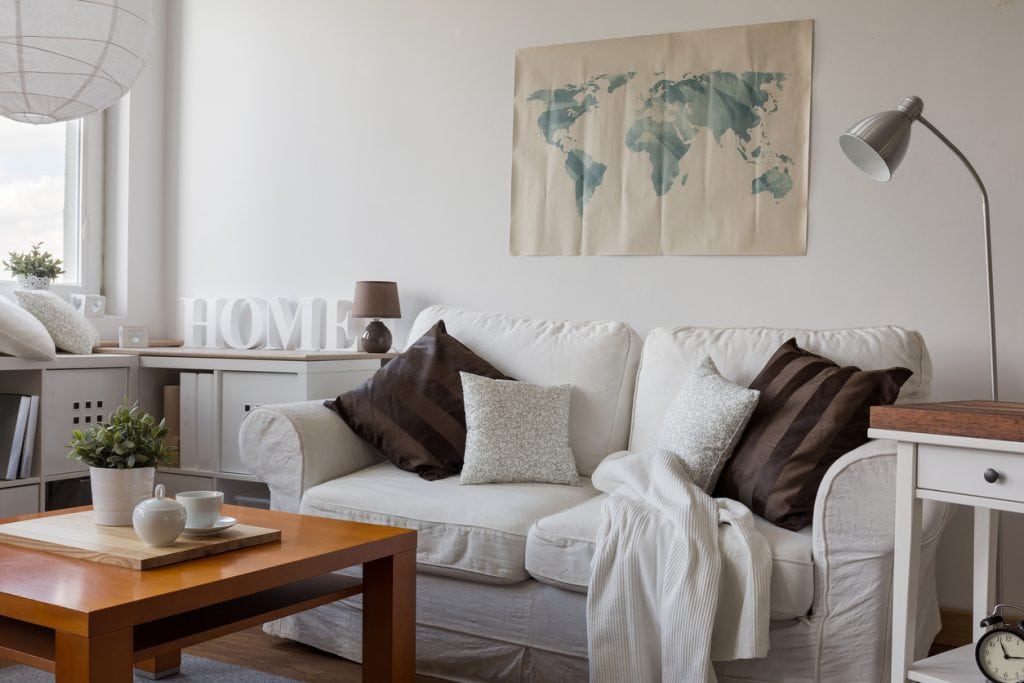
[118,325,149,349]
[70,293,106,317]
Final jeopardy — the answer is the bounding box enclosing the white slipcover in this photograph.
[630,326,932,452]
[407,306,642,475]
[525,492,814,620]
[300,461,598,583]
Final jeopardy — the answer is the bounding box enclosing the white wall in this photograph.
[164,0,1024,610]
[94,0,169,340]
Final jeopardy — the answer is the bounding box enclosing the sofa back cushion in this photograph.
[408,306,642,475]
[630,326,932,453]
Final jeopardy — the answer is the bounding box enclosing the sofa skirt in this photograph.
[266,570,590,682]
[265,565,935,682]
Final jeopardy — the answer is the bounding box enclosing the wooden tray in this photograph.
[0,510,281,570]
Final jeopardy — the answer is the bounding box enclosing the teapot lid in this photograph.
[136,484,186,512]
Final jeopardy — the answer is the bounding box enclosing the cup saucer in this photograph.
[183,516,238,537]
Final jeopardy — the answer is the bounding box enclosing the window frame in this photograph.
[0,112,105,297]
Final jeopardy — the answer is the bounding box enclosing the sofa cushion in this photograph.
[655,356,760,492]
[460,373,579,486]
[630,326,932,453]
[325,321,513,480]
[715,339,911,530]
[524,494,815,620]
[407,306,642,476]
[300,461,598,583]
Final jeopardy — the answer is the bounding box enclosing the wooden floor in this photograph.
[0,626,446,682]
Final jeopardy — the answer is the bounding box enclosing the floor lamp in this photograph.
[839,94,1003,616]
[839,95,997,401]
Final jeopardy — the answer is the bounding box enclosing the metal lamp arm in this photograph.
[917,115,997,401]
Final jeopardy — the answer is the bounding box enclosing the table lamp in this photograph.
[839,95,997,400]
[353,281,401,353]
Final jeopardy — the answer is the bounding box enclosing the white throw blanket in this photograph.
[587,451,772,683]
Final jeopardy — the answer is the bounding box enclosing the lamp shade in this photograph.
[839,96,923,182]
[352,281,401,319]
[0,0,154,124]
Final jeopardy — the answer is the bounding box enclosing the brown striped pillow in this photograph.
[714,338,912,530]
[325,321,513,480]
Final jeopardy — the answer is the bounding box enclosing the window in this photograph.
[0,114,103,292]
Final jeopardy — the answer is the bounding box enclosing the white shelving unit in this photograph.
[0,353,136,516]
[0,348,389,516]
[98,347,390,509]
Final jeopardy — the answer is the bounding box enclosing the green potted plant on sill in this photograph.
[3,242,65,290]
[68,400,177,526]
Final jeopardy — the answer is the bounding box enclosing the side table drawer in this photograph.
[918,444,1024,503]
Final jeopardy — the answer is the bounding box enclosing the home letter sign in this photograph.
[180,297,356,351]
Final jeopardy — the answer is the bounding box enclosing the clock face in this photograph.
[978,628,1024,682]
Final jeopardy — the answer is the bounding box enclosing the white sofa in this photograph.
[240,305,954,682]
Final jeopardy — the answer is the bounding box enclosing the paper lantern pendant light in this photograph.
[0,0,154,124]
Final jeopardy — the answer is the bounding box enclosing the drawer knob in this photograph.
[984,468,1000,483]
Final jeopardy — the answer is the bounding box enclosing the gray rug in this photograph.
[0,654,299,682]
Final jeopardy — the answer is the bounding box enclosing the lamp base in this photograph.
[361,319,393,353]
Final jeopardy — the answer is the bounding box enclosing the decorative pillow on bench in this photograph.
[325,320,513,480]
[714,338,912,531]
[460,372,579,486]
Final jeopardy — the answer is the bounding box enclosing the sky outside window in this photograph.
[0,117,68,281]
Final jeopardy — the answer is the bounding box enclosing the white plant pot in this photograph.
[16,274,50,290]
[90,466,156,526]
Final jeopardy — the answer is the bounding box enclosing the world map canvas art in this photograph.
[510,20,812,255]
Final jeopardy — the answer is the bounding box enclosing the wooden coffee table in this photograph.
[0,505,416,682]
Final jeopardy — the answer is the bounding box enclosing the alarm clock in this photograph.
[977,604,1024,683]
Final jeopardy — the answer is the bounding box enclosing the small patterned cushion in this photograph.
[460,372,580,486]
[14,290,98,355]
[655,356,760,492]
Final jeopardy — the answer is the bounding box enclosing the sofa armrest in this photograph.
[239,400,381,512]
[811,439,956,679]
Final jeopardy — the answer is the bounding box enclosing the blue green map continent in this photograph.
[528,69,795,215]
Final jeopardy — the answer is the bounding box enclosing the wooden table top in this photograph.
[870,401,1024,442]
[0,505,416,637]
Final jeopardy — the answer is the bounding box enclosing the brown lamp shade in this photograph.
[352,281,401,319]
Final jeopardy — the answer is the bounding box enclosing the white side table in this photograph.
[870,400,1024,683]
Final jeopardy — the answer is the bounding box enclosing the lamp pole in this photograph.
[914,116,996,401]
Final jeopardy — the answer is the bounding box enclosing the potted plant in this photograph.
[68,401,177,526]
[3,242,65,290]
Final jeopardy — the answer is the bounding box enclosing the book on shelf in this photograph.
[179,373,198,469]
[178,372,219,471]
[163,384,181,467]
[18,395,39,479]
[0,394,35,480]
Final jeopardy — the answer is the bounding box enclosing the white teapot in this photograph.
[132,484,187,547]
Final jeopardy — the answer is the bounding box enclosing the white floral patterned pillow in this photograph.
[460,372,580,485]
[655,356,760,492]
[14,290,99,355]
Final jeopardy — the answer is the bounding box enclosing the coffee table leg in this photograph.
[135,651,182,679]
[363,549,416,682]
[55,628,133,682]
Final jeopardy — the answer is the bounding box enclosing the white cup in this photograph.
[175,490,224,528]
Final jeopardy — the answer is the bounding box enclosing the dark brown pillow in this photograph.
[325,321,513,480]
[714,338,912,531]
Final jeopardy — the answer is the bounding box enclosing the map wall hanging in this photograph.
[510,20,812,255]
